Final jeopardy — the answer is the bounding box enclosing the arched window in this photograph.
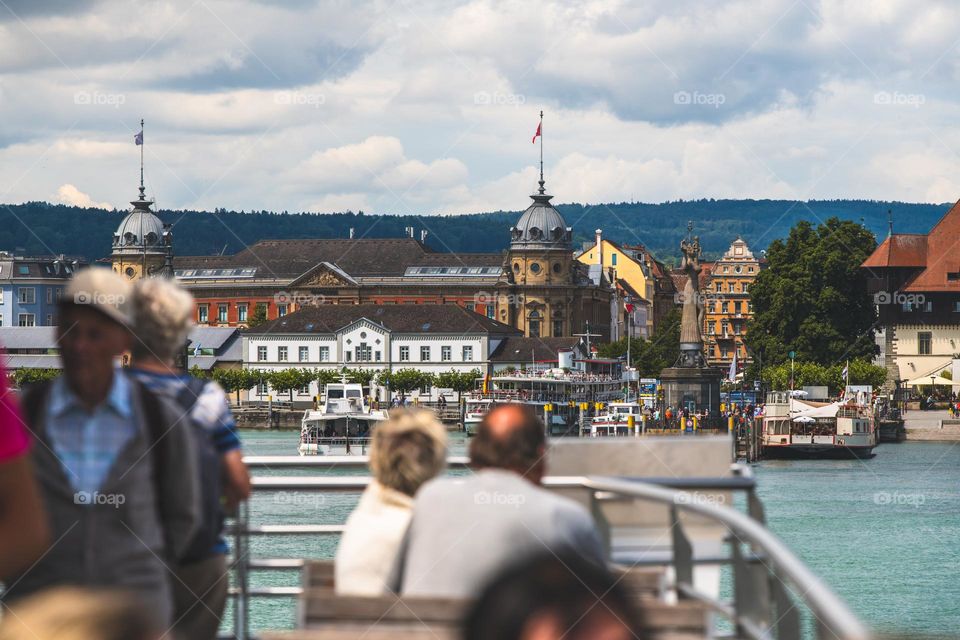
[528,310,541,338]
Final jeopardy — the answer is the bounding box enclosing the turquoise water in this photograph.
[233,431,960,637]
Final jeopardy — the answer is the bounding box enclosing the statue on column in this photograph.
[676,222,707,368]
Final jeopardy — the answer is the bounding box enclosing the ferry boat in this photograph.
[298,378,388,456]
[761,390,877,459]
[590,401,643,436]
[463,397,493,435]
[463,366,624,436]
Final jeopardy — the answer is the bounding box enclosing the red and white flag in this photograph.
[531,122,541,144]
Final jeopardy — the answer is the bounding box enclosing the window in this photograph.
[721,302,729,314]
[319,346,330,362]
[17,288,35,304]
[529,310,541,338]
[919,332,932,355]
[198,305,209,323]
[400,346,410,361]
[237,304,248,322]
[299,346,309,362]
[257,346,268,361]
[46,288,53,304]
[257,380,268,395]
[611,253,618,266]
[356,343,372,362]
[734,301,741,314]
[441,346,452,361]
[463,345,473,361]
[529,262,541,274]
[278,304,288,317]
[345,351,352,362]
[924,301,933,312]
[17,266,29,275]
[0,290,4,303]
[278,346,288,362]
[728,282,735,293]
[553,318,563,337]
[954,301,960,313]
[45,314,53,325]
[299,383,310,394]
[218,304,228,323]
[420,346,430,361]
[715,281,722,292]
[18,314,35,327]
[486,304,494,318]
[375,350,381,361]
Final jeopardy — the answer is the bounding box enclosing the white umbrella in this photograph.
[792,416,816,423]
[789,390,809,397]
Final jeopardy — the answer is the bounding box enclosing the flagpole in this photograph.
[539,110,544,193]
[140,118,144,195]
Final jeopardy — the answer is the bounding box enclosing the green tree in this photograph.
[759,359,886,394]
[212,368,258,404]
[267,368,315,403]
[435,369,480,404]
[745,217,878,366]
[378,368,433,400]
[597,309,681,376]
[344,367,377,388]
[11,368,59,388]
[246,304,269,328]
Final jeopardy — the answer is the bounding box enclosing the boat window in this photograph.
[327,389,344,399]
[346,389,362,398]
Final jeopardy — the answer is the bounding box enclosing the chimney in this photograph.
[595,229,603,268]
[420,229,429,243]
[405,226,414,238]
[349,227,355,239]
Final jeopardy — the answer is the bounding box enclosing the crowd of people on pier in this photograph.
[0,268,640,640]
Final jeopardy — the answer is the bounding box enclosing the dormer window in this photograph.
[145,232,158,245]
[124,232,136,245]
[528,226,541,240]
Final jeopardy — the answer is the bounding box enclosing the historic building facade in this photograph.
[110,184,173,280]
[175,179,614,339]
[703,237,762,370]
[0,254,85,327]
[862,201,960,388]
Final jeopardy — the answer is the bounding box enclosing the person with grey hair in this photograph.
[335,409,447,595]
[128,277,250,640]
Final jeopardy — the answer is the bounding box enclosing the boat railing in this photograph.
[225,455,869,640]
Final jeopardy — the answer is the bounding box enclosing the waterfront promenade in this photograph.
[903,409,960,441]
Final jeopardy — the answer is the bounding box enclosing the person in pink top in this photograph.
[0,371,50,582]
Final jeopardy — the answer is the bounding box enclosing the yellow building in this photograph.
[703,237,761,370]
[576,231,657,337]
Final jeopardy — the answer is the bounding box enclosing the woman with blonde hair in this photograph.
[128,277,250,640]
[335,409,447,595]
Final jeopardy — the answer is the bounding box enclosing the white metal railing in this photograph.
[227,456,869,640]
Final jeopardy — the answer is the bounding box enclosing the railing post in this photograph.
[234,498,250,640]
[669,504,693,589]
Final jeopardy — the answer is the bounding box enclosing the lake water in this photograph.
[233,431,960,637]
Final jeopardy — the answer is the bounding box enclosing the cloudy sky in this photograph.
[2,0,959,215]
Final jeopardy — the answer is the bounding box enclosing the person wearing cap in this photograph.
[3,268,201,630]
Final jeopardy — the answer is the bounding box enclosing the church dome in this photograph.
[510,190,571,249]
[112,196,165,253]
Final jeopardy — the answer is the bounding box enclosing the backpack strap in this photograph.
[134,380,170,509]
[20,380,53,432]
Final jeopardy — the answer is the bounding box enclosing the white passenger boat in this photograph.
[761,390,877,459]
[298,379,388,456]
[463,397,493,436]
[590,401,644,436]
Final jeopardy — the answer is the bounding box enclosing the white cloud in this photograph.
[54,183,113,209]
[0,0,959,217]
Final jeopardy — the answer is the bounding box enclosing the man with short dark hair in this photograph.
[395,404,604,598]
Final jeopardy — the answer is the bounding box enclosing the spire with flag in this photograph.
[134,118,145,201]
[531,110,545,194]
[728,350,738,382]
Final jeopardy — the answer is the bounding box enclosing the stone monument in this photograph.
[660,222,722,417]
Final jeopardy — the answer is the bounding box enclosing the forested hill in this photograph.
[1,199,951,264]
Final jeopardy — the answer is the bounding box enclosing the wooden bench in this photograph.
[263,563,707,640]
